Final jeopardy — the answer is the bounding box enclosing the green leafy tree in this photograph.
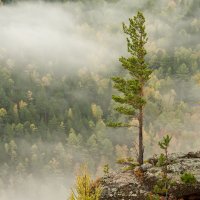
[108,11,152,165]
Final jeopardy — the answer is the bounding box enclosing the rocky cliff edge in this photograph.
[100,151,200,200]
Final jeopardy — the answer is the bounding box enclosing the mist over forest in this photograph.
[0,0,200,199]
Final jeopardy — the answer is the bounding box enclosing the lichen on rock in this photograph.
[100,151,200,200]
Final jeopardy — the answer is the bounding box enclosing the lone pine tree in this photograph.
[108,11,152,165]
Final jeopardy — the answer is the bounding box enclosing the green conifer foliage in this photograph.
[109,11,152,165]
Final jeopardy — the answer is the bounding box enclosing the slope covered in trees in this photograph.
[0,0,199,199]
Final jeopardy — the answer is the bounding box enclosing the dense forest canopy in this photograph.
[0,0,199,199]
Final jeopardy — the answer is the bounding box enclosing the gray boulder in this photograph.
[100,151,200,200]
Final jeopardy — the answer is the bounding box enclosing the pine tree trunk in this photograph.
[138,84,144,165]
[138,107,144,165]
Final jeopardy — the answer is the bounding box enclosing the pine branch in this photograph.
[114,106,135,115]
[107,122,138,128]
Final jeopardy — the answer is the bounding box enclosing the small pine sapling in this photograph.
[158,135,172,177]
[152,135,172,199]
[156,153,166,167]
[70,165,101,200]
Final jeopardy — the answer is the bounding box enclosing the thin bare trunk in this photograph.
[138,84,144,165]
[138,106,144,165]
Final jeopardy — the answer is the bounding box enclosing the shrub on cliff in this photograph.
[70,165,101,200]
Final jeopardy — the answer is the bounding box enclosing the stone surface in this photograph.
[100,151,200,200]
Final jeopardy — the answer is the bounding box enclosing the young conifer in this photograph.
[108,11,152,165]
[70,165,101,200]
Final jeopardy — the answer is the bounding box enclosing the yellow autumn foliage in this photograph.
[0,108,7,118]
[70,165,101,200]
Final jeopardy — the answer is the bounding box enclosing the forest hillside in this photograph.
[0,0,199,199]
